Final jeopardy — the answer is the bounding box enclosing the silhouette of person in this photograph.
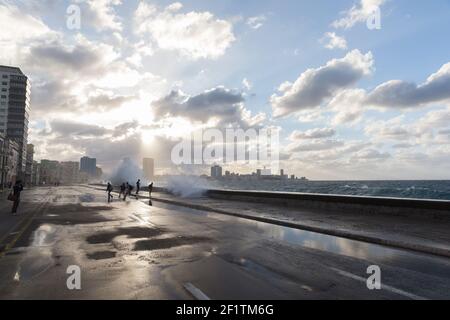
[106,183,113,203]
[11,180,24,215]
[119,183,126,200]
[136,179,141,195]
[148,182,154,198]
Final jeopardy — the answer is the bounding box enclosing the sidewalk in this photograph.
[87,186,450,258]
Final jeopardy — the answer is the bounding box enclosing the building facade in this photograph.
[39,160,60,185]
[0,66,30,178]
[80,156,97,177]
[60,161,79,185]
[0,134,20,188]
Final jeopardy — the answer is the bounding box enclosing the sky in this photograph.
[1,0,450,180]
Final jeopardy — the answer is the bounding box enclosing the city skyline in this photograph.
[1,1,450,179]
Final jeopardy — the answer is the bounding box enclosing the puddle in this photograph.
[13,224,57,282]
[86,226,166,244]
[246,219,450,278]
[87,251,117,260]
[79,194,96,202]
[134,236,210,251]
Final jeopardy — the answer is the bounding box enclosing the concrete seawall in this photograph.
[205,189,450,220]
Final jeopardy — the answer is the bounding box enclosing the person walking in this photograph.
[119,183,126,200]
[148,182,154,198]
[10,180,24,215]
[136,179,141,199]
[124,182,133,201]
[106,182,114,203]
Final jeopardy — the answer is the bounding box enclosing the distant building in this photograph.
[80,156,97,176]
[39,160,60,185]
[24,144,34,186]
[0,65,31,178]
[95,166,103,179]
[143,158,155,181]
[60,162,79,185]
[211,165,223,178]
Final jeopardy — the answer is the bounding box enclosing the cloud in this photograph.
[151,87,265,127]
[332,0,386,29]
[134,1,235,59]
[290,128,336,140]
[352,149,390,160]
[247,15,266,29]
[271,50,374,117]
[288,140,344,152]
[322,32,348,50]
[328,89,367,125]
[242,78,252,91]
[49,120,110,137]
[75,0,123,32]
[366,62,450,108]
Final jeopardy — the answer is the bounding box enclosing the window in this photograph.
[1,75,7,79]
[1,95,6,99]
[1,82,6,85]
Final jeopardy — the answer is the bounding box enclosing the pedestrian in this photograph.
[9,180,24,215]
[123,182,132,201]
[106,182,114,203]
[148,182,154,198]
[119,183,126,200]
[136,179,141,195]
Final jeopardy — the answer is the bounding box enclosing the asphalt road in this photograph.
[0,185,449,300]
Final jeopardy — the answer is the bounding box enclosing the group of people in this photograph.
[106,180,153,203]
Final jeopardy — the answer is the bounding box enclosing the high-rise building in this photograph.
[143,158,155,181]
[80,156,97,176]
[0,66,30,177]
[211,165,223,178]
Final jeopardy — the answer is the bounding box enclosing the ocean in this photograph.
[210,180,450,201]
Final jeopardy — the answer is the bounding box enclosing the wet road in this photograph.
[0,186,450,300]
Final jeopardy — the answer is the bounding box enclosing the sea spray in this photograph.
[166,175,217,198]
[109,158,145,185]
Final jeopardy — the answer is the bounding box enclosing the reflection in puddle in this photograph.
[13,224,57,282]
[249,220,450,278]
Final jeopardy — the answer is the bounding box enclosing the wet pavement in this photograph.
[0,186,450,300]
